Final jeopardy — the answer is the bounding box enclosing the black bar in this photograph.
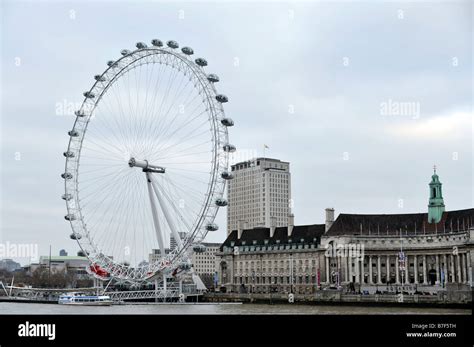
[0,314,471,345]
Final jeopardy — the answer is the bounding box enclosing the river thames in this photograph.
[0,302,470,315]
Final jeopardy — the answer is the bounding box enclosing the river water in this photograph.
[0,302,470,315]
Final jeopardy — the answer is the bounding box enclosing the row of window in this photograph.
[236,259,316,268]
[235,275,314,285]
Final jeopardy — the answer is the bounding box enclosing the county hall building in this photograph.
[216,168,473,295]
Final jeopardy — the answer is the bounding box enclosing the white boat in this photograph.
[58,292,113,306]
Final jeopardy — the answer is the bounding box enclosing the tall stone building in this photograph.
[227,157,291,235]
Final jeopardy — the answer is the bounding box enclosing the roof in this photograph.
[326,208,474,236]
[201,242,222,247]
[220,224,325,251]
[231,157,289,167]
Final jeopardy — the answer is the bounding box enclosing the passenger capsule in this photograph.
[207,74,219,83]
[94,75,106,82]
[68,130,79,137]
[167,40,179,49]
[107,60,116,67]
[83,91,95,98]
[75,110,86,117]
[223,144,236,153]
[221,171,234,180]
[192,244,207,253]
[195,58,208,67]
[63,151,75,158]
[136,42,147,49]
[77,250,86,257]
[151,39,163,47]
[216,94,228,103]
[120,49,131,56]
[181,47,194,55]
[61,172,73,180]
[64,214,76,221]
[70,233,82,240]
[215,198,228,207]
[62,193,73,201]
[221,118,234,127]
[206,223,219,231]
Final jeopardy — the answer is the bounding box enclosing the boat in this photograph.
[58,292,113,306]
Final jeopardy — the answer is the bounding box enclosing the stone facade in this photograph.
[216,218,473,294]
[218,170,473,295]
[320,227,473,289]
[217,224,326,294]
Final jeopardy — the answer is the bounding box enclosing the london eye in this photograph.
[61,39,235,283]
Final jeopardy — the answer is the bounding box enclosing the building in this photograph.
[227,157,291,235]
[216,170,474,294]
[0,259,21,272]
[190,242,221,289]
[217,222,325,294]
[321,208,473,289]
[28,255,89,278]
[170,232,187,251]
[148,248,170,264]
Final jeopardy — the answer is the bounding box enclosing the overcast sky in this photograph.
[1,0,472,264]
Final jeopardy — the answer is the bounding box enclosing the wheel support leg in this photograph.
[146,172,166,258]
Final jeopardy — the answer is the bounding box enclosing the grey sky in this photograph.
[1,0,472,264]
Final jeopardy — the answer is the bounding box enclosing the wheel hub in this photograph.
[128,157,165,173]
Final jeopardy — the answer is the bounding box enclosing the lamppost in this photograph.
[398,231,406,294]
[251,271,255,294]
[399,251,406,295]
[289,254,294,294]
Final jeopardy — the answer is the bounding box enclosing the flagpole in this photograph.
[263,144,268,169]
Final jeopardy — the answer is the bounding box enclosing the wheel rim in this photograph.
[63,43,232,282]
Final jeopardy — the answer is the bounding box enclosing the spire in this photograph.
[428,165,445,224]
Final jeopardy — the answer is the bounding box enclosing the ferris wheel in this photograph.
[61,39,235,283]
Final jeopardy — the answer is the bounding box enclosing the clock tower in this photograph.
[428,166,445,223]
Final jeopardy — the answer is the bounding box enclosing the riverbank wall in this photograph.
[203,290,472,308]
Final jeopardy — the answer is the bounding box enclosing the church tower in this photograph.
[428,166,445,223]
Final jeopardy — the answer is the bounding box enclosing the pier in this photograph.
[0,282,203,304]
